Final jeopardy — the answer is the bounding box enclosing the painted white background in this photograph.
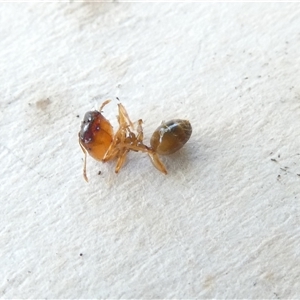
[1,2,300,298]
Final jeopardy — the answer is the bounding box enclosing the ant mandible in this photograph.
[78,100,192,181]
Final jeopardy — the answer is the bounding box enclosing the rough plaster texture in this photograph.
[1,2,300,299]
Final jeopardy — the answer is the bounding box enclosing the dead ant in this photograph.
[79,100,192,181]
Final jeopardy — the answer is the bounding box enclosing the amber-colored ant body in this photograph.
[79,100,192,181]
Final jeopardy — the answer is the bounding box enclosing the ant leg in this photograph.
[136,119,144,144]
[103,146,119,162]
[78,136,89,182]
[99,99,111,112]
[115,148,129,173]
[118,103,134,129]
[119,119,148,152]
[147,151,168,175]
[103,118,129,162]
[118,142,148,153]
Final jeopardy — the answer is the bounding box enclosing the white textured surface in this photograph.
[1,2,300,298]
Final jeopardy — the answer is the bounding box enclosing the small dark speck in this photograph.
[98,171,102,175]
[297,174,300,177]
[253,282,257,286]
[277,175,281,180]
[244,77,248,80]
[258,75,261,78]
[76,115,80,118]
[116,97,120,101]
[278,154,280,158]
[271,158,277,162]
[80,253,83,256]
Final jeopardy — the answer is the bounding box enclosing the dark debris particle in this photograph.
[271,158,277,162]
[297,174,300,177]
[274,292,280,299]
[76,115,80,118]
[98,171,102,175]
[80,253,83,256]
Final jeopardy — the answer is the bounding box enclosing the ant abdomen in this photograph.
[150,120,192,155]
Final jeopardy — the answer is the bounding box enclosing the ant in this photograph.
[78,100,192,181]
